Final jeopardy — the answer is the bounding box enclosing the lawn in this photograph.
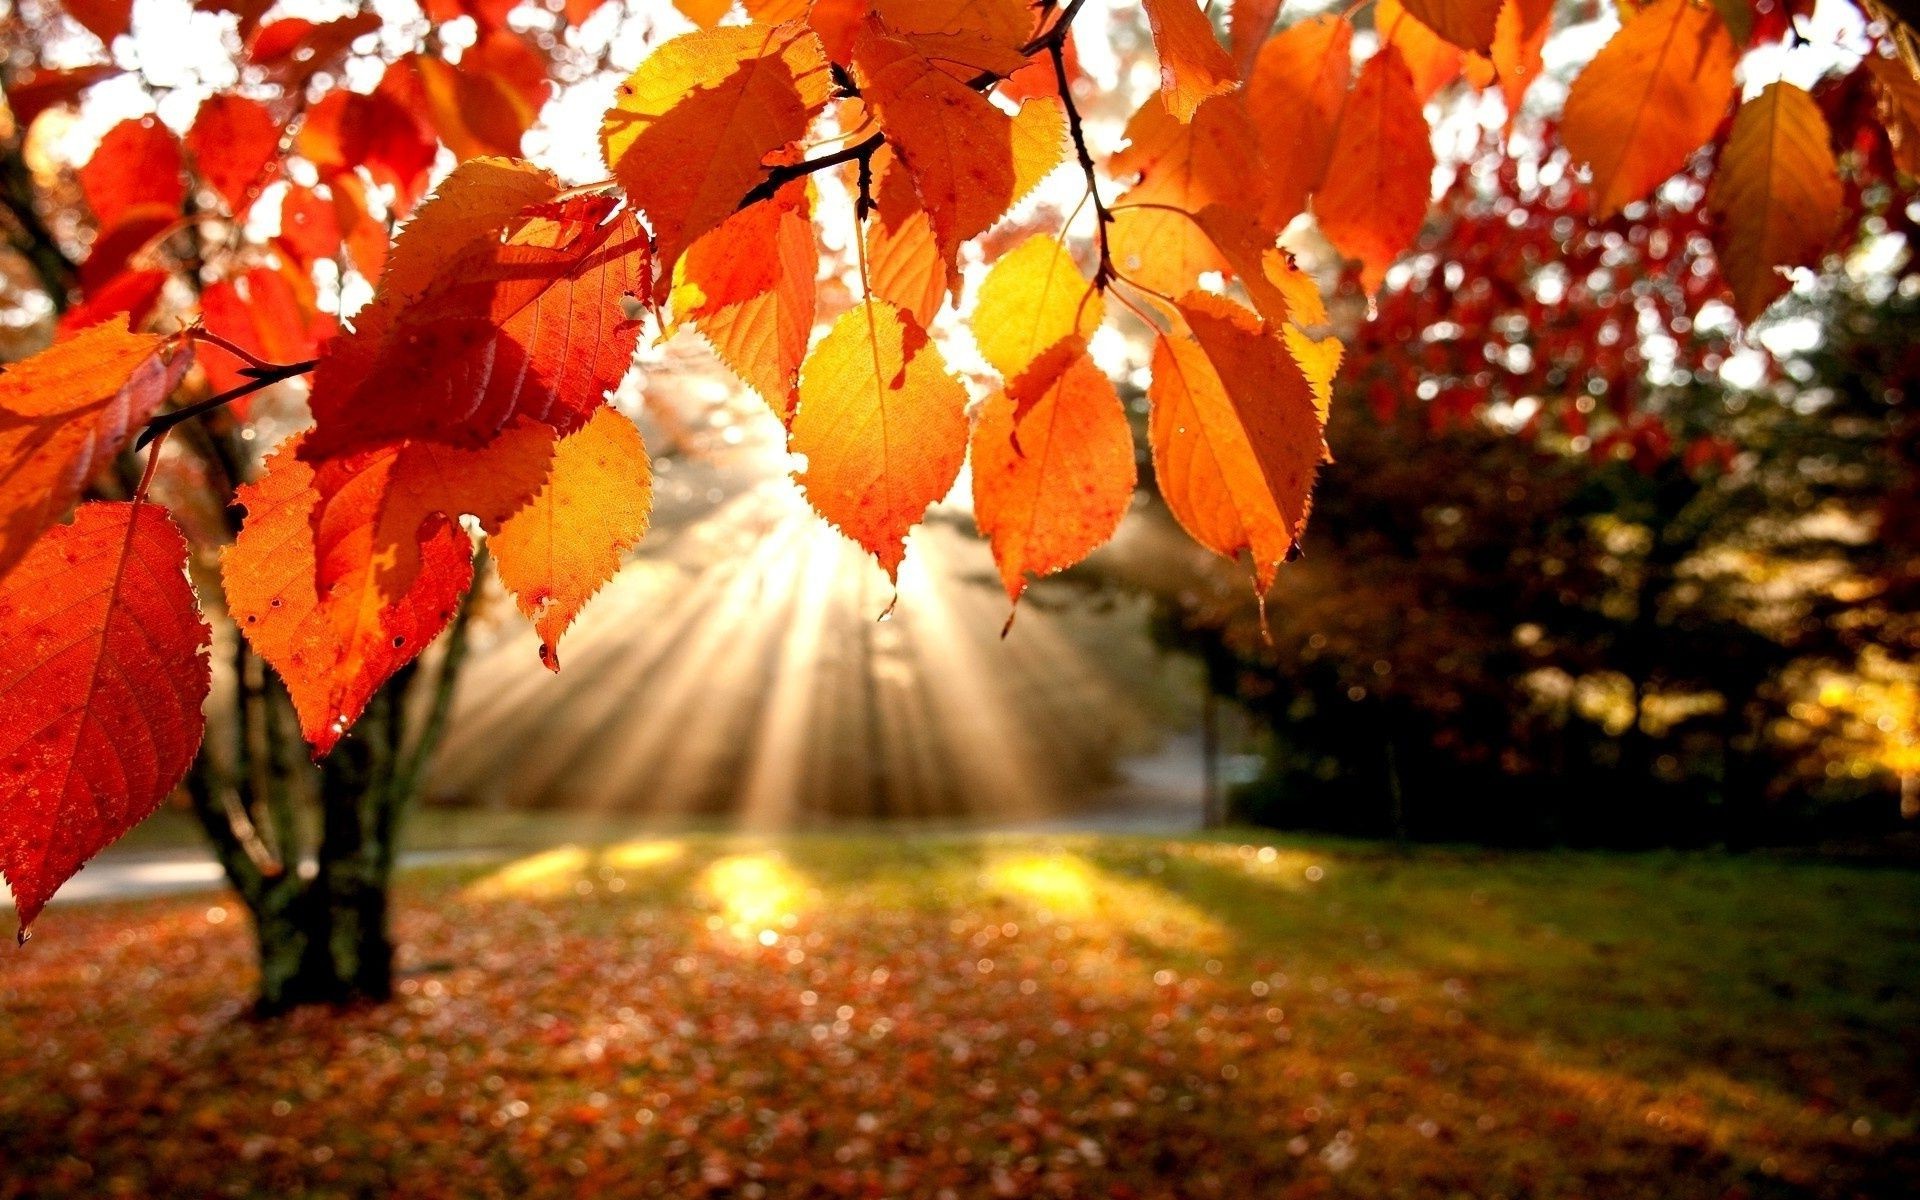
[1,835,1914,1199]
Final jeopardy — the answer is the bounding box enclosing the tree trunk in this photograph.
[190,555,479,1016]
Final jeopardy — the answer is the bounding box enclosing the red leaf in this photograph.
[0,501,211,931]
[302,169,650,459]
[78,117,186,234]
[185,93,282,214]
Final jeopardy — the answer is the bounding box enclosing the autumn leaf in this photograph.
[78,117,185,234]
[0,501,210,931]
[492,406,653,670]
[329,173,390,282]
[0,322,189,582]
[1141,0,1238,122]
[672,182,818,424]
[855,30,1016,270]
[319,422,557,596]
[820,0,1038,79]
[1868,55,1920,178]
[1109,94,1266,298]
[971,337,1135,605]
[3,65,120,129]
[199,265,336,399]
[248,13,381,87]
[297,80,438,215]
[601,21,833,281]
[414,34,550,163]
[864,147,950,326]
[1315,45,1433,295]
[1488,0,1554,131]
[1149,294,1325,592]
[1243,14,1352,230]
[970,235,1104,383]
[303,180,650,459]
[1562,0,1736,220]
[1707,82,1843,323]
[1398,0,1501,54]
[183,94,280,215]
[55,270,167,338]
[1229,0,1283,75]
[790,298,967,578]
[227,437,485,755]
[1376,0,1464,102]
[60,0,133,45]
[277,186,344,271]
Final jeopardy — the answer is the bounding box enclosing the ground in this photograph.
[1,835,1915,1199]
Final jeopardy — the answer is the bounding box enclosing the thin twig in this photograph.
[135,358,318,450]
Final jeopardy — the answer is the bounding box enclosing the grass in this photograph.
[1,833,1914,1198]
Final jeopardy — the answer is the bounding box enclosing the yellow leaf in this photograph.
[970,235,1103,382]
[790,298,968,578]
[492,406,653,670]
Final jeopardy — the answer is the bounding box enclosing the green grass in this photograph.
[2,833,1914,1198]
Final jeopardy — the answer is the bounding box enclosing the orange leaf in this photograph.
[1562,0,1735,220]
[1228,0,1283,75]
[1314,46,1433,295]
[1148,294,1325,592]
[303,171,650,459]
[0,501,210,930]
[492,406,653,670]
[1109,94,1266,298]
[671,182,818,423]
[812,0,1036,79]
[971,337,1135,604]
[1244,13,1352,230]
[78,117,185,234]
[1398,0,1501,53]
[864,147,950,326]
[1868,55,1920,179]
[673,0,732,27]
[0,321,189,581]
[601,21,833,281]
[970,234,1103,383]
[1141,0,1237,122]
[1488,0,1554,131]
[790,298,967,578]
[184,93,281,214]
[1707,82,1843,323]
[248,13,381,86]
[330,172,390,282]
[1377,0,1464,102]
[855,30,1016,269]
[225,431,551,755]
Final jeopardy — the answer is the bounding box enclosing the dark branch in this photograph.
[136,356,318,450]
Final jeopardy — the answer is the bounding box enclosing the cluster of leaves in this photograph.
[2,0,1918,926]
[2,838,1916,1197]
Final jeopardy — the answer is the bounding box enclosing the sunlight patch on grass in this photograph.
[461,839,687,900]
[701,852,809,942]
[984,850,1230,953]
[462,847,592,900]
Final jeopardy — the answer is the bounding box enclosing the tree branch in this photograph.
[136,356,318,450]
